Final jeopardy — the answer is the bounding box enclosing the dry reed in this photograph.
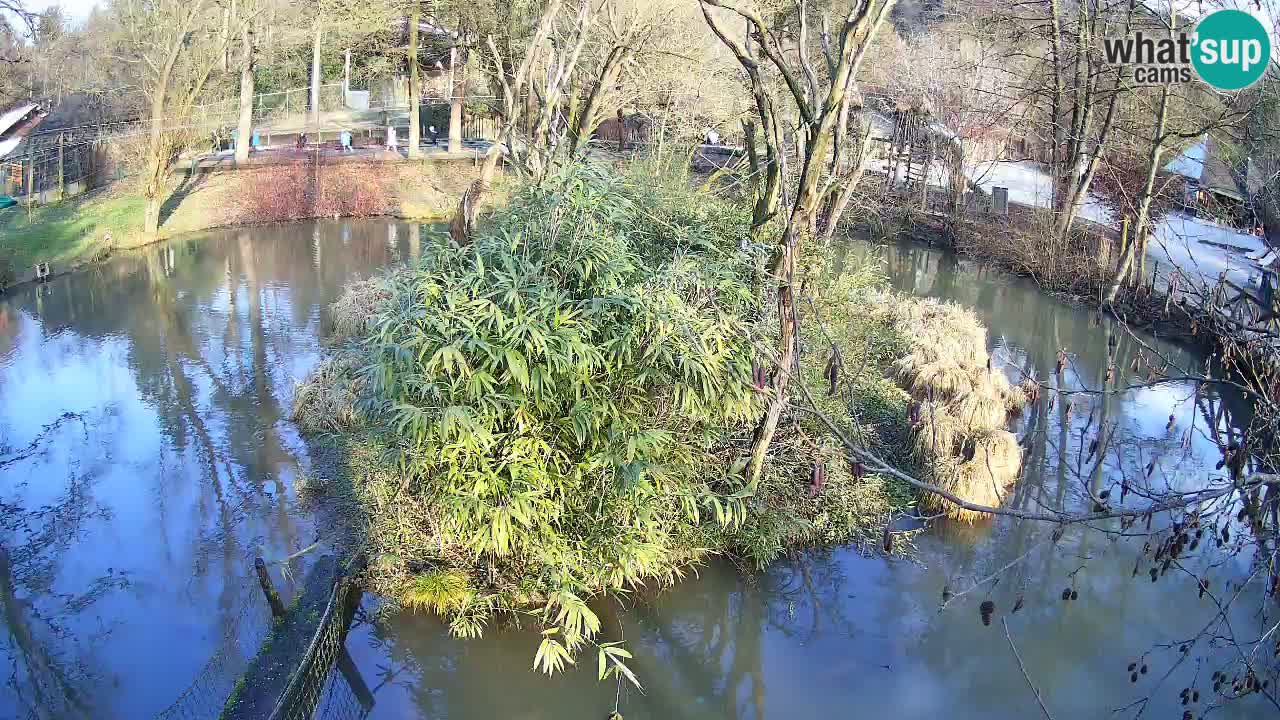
[877,292,1025,522]
[290,351,364,433]
[329,277,393,342]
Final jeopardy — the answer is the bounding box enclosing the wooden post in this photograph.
[57,133,64,201]
[255,556,287,618]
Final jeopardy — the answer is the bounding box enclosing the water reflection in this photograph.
[347,236,1269,720]
[0,219,435,718]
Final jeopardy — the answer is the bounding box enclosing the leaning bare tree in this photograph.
[108,0,227,236]
[445,0,599,243]
[700,0,898,485]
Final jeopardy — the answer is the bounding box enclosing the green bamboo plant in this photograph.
[305,164,910,684]
[357,165,764,674]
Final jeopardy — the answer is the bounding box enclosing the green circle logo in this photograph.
[1192,9,1271,90]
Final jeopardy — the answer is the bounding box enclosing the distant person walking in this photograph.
[386,125,398,151]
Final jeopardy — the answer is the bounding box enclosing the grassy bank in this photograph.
[1,189,145,269]
[0,161,484,286]
[287,162,1023,678]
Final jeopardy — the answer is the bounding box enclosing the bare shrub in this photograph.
[315,163,393,218]
[236,161,393,224]
[237,162,309,223]
[951,210,1118,296]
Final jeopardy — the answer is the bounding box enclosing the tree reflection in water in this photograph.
[337,234,1269,720]
[0,219,434,718]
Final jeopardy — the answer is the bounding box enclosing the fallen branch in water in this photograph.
[938,534,1054,611]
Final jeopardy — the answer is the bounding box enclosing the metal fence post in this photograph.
[57,133,65,201]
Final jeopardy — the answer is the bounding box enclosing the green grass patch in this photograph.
[0,189,145,269]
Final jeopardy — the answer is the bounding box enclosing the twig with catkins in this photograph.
[808,459,826,498]
[822,347,843,397]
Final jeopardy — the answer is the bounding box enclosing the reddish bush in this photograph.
[238,162,310,223]
[236,160,393,224]
[314,163,392,218]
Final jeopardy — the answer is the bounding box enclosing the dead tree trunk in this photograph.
[448,146,503,245]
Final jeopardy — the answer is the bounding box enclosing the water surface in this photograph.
[341,236,1271,720]
[1,223,1270,720]
[0,219,429,719]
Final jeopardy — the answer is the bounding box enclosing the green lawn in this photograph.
[0,190,145,270]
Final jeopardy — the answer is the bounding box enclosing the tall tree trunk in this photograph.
[310,20,322,132]
[235,23,255,165]
[746,223,800,484]
[407,3,421,159]
[705,0,897,487]
[448,45,465,153]
[568,44,627,155]
[1048,0,1066,209]
[143,84,170,236]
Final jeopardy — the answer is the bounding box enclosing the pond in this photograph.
[0,220,430,719]
[0,220,1271,719]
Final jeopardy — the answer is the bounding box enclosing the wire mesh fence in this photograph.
[266,579,368,720]
[151,573,275,720]
[312,650,375,720]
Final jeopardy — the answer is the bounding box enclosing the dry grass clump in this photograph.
[290,351,364,433]
[910,401,964,459]
[329,277,392,342]
[950,380,1013,430]
[878,293,1025,522]
[919,429,1023,519]
[883,296,989,370]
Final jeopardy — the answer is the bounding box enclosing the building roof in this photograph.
[0,103,44,160]
[1163,135,1252,202]
[1201,136,1244,202]
[0,103,39,138]
[1164,140,1206,180]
